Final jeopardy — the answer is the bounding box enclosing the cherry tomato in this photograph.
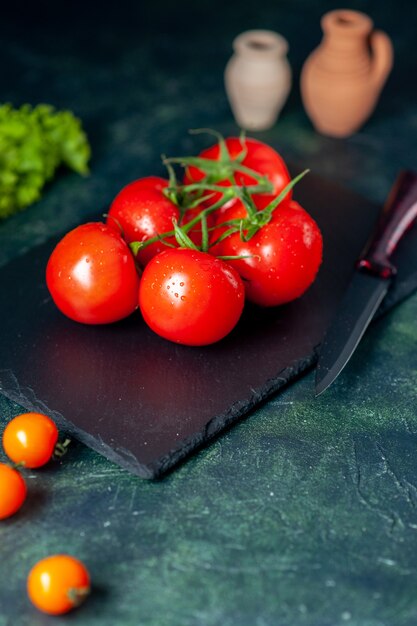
[107,176,180,266]
[211,199,323,307]
[139,248,244,346]
[184,137,292,210]
[3,412,59,468]
[0,462,27,519]
[46,222,140,324]
[27,554,90,615]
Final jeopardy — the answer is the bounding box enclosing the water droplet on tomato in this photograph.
[181,296,186,301]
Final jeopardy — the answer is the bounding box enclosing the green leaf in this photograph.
[0,103,91,219]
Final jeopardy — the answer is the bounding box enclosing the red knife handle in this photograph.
[357,170,417,279]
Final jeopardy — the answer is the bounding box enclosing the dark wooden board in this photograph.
[1,171,417,478]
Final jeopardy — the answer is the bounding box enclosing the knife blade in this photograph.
[315,170,417,396]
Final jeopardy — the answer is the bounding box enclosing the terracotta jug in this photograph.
[300,9,393,137]
[225,30,292,131]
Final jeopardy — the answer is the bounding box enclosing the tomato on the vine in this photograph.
[27,555,90,615]
[139,248,244,346]
[44,130,321,341]
[0,463,27,519]
[184,136,292,211]
[46,222,140,324]
[107,176,216,263]
[107,176,180,266]
[210,199,323,307]
[3,412,59,468]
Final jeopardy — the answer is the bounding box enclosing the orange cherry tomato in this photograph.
[27,554,90,615]
[0,462,27,519]
[3,413,59,468]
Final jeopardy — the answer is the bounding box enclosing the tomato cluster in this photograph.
[46,133,323,346]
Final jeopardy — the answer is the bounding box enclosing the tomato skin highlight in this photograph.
[211,200,323,307]
[139,248,245,346]
[27,555,90,615]
[0,463,27,520]
[184,137,292,211]
[46,222,140,324]
[107,176,180,266]
[3,412,59,469]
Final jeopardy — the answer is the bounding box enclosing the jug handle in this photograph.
[370,30,394,89]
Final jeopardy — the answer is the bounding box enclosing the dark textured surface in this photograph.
[1,0,417,624]
[2,173,417,478]
[1,297,417,626]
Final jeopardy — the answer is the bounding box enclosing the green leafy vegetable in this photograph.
[0,103,91,219]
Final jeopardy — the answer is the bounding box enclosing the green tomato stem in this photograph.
[129,191,235,255]
[53,438,71,460]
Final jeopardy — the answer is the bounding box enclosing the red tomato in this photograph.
[184,137,292,211]
[211,200,323,307]
[107,176,215,263]
[46,223,140,324]
[139,248,244,346]
[107,177,179,266]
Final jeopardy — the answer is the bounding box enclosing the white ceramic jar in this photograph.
[224,29,292,131]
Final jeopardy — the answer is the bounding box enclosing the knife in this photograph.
[315,170,417,396]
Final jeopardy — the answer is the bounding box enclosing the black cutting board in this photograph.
[1,171,417,478]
